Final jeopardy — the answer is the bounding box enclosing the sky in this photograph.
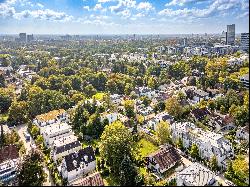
[0,0,249,34]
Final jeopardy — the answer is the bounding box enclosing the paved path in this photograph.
[15,124,33,152]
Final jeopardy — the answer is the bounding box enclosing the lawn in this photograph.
[137,138,158,158]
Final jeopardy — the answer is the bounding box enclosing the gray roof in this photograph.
[241,74,249,81]
[177,162,215,186]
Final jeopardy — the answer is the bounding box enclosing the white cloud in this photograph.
[136,2,154,11]
[160,0,246,19]
[165,0,208,7]
[93,3,103,11]
[237,11,249,19]
[37,3,44,8]
[98,0,116,3]
[83,6,90,11]
[110,0,136,13]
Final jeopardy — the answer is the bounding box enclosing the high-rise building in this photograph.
[19,33,26,42]
[241,33,249,51]
[226,24,235,45]
[183,38,188,46]
[27,34,34,42]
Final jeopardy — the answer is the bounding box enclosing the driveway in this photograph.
[15,124,34,153]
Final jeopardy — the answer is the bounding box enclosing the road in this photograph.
[15,124,53,186]
[15,124,34,152]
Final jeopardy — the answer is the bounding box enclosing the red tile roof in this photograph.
[71,172,104,186]
[148,145,181,171]
[0,144,19,163]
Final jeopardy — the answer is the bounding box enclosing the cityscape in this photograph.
[0,0,249,186]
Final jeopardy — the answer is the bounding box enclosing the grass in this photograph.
[137,138,158,158]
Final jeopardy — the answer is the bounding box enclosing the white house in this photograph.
[192,89,209,103]
[171,122,234,169]
[42,122,73,147]
[61,146,96,183]
[0,145,19,185]
[176,162,215,186]
[110,94,123,105]
[33,109,69,128]
[51,135,82,162]
[236,125,249,142]
[147,112,174,131]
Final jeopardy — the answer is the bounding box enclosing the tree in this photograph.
[0,88,12,113]
[155,121,171,145]
[0,124,5,148]
[0,74,6,88]
[165,97,183,119]
[209,155,218,171]
[176,137,184,150]
[119,155,138,186]
[232,155,249,182]
[124,100,135,118]
[7,101,29,126]
[17,149,46,186]
[100,121,134,175]
[31,125,40,139]
[189,144,199,160]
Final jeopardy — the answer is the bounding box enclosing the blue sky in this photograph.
[0,0,249,34]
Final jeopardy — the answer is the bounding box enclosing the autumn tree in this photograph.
[165,97,183,119]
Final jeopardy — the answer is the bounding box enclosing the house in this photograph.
[171,122,234,168]
[70,172,104,186]
[145,144,181,174]
[42,122,73,147]
[100,112,119,124]
[147,112,174,131]
[192,89,209,102]
[0,145,19,185]
[176,162,215,186]
[51,135,82,162]
[135,86,156,99]
[61,146,96,183]
[137,106,154,116]
[110,94,123,105]
[240,74,249,88]
[191,108,211,121]
[236,124,249,142]
[33,109,68,128]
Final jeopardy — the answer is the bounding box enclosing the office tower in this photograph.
[27,34,34,42]
[19,33,26,42]
[183,38,188,46]
[226,24,235,45]
[241,33,249,51]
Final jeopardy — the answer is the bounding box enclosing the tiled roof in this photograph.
[35,109,65,122]
[55,141,81,155]
[191,108,210,119]
[148,145,181,171]
[0,145,19,163]
[70,172,104,186]
[64,146,95,172]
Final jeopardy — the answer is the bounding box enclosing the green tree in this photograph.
[119,155,138,186]
[17,149,46,186]
[0,88,12,113]
[31,125,40,139]
[209,155,218,171]
[124,100,135,118]
[100,121,134,175]
[7,101,29,126]
[0,74,6,88]
[155,121,171,145]
[176,137,184,150]
[189,144,200,160]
